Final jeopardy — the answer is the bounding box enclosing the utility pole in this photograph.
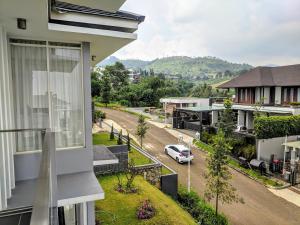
[188,140,191,193]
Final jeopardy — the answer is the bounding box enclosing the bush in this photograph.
[254,115,300,139]
[239,144,256,160]
[95,110,106,120]
[177,187,228,225]
[290,102,300,106]
[136,199,156,220]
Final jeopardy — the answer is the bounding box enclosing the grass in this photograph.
[193,139,283,187]
[95,175,197,225]
[121,109,151,119]
[161,166,172,175]
[93,132,118,146]
[129,147,153,166]
[93,132,155,167]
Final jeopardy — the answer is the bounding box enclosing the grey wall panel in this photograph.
[14,148,93,181]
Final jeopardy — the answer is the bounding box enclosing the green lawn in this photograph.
[93,132,118,146]
[95,175,197,225]
[93,132,155,167]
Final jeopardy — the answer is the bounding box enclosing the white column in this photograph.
[211,111,218,127]
[275,87,282,105]
[255,87,261,103]
[264,87,270,104]
[246,111,254,130]
[237,110,245,127]
[0,25,15,210]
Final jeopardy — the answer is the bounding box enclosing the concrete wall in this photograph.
[255,87,261,103]
[94,145,128,175]
[256,135,300,161]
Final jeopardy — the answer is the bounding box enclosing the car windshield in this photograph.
[181,150,191,156]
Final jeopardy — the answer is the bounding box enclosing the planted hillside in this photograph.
[254,115,300,139]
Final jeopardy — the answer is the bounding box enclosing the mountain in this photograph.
[98,56,252,78]
[99,56,150,69]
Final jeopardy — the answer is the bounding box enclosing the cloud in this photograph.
[114,0,300,66]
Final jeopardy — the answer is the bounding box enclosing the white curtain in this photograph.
[11,43,84,152]
[11,44,48,151]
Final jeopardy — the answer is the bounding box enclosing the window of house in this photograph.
[10,39,84,152]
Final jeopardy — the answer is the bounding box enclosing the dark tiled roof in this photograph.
[53,1,145,23]
[218,64,300,88]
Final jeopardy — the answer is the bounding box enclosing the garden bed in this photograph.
[193,139,284,188]
[95,175,197,225]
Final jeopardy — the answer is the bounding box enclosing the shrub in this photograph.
[95,110,106,120]
[110,125,115,140]
[136,199,156,220]
[239,144,256,160]
[177,187,228,225]
[117,129,123,145]
[290,102,300,106]
[254,115,300,139]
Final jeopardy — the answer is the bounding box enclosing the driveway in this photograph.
[100,108,300,225]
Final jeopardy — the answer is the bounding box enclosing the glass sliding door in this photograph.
[49,45,84,149]
[10,40,84,152]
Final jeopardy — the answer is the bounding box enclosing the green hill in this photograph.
[99,56,252,78]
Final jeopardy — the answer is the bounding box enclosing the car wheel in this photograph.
[165,148,168,155]
[176,157,180,163]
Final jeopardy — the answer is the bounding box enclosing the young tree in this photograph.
[217,98,235,137]
[117,129,123,145]
[204,130,241,217]
[110,125,115,140]
[127,131,131,152]
[100,73,111,107]
[136,114,149,148]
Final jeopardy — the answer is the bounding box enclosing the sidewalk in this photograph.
[268,188,300,207]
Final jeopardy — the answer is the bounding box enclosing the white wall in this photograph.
[275,87,282,105]
[237,110,245,127]
[256,135,300,161]
[255,87,261,103]
[0,25,15,210]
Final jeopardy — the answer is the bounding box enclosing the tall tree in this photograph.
[205,130,241,217]
[91,71,101,97]
[217,99,235,137]
[100,73,111,107]
[136,114,149,148]
[103,62,129,91]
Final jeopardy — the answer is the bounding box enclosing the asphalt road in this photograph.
[101,108,300,225]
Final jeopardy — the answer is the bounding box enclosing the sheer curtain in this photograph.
[49,46,84,149]
[11,41,84,152]
[11,44,48,152]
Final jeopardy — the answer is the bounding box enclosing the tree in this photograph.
[110,125,114,140]
[204,130,241,217]
[100,73,111,106]
[217,99,235,137]
[127,131,131,152]
[103,62,129,91]
[91,71,101,97]
[117,129,123,145]
[136,114,149,148]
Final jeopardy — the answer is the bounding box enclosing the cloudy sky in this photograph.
[114,0,300,66]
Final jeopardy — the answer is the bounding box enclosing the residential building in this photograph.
[160,97,210,115]
[217,64,300,131]
[173,65,300,132]
[0,0,144,225]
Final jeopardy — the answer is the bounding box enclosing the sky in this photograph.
[113,0,300,66]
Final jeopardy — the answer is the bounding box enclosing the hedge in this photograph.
[177,187,229,225]
[254,115,300,139]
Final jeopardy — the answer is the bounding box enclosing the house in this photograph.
[173,65,300,133]
[128,69,141,83]
[0,0,144,225]
[160,97,210,115]
[216,64,300,132]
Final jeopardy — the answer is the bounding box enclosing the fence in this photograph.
[103,121,179,198]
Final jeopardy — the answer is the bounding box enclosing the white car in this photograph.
[164,144,194,163]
